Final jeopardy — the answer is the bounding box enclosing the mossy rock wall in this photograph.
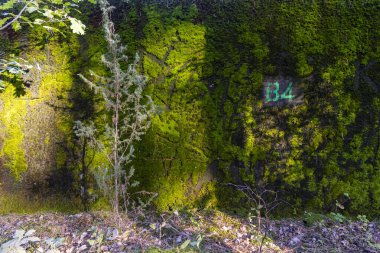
[0,31,79,194]
[1,0,380,215]
[120,0,380,214]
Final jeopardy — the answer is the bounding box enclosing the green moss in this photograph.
[0,190,80,214]
[2,0,380,215]
[128,5,210,211]
[0,31,78,196]
[0,86,28,180]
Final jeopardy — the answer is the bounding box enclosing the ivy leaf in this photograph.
[68,17,85,35]
[43,9,54,19]
[0,0,17,11]
[19,16,32,27]
[11,21,21,31]
[26,6,38,13]
[0,17,10,27]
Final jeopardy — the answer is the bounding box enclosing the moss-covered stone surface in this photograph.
[1,0,380,215]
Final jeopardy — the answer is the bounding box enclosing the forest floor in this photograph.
[0,210,380,253]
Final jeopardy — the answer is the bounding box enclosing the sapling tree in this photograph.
[73,121,97,211]
[77,0,154,213]
[228,183,284,253]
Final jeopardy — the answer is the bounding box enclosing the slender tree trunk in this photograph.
[113,60,121,214]
[113,81,120,213]
[81,138,89,211]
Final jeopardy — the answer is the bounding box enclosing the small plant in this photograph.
[180,234,204,250]
[357,214,369,223]
[328,212,347,223]
[77,0,155,214]
[149,212,180,246]
[85,226,105,251]
[228,183,284,253]
[303,211,326,227]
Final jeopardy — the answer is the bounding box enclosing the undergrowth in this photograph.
[0,191,80,214]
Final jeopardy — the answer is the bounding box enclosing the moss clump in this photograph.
[0,86,28,180]
[129,4,211,211]
[0,29,79,194]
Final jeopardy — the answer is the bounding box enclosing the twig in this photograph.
[0,0,34,31]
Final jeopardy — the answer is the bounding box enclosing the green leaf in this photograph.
[42,25,65,36]
[196,239,202,248]
[19,16,32,26]
[68,17,85,35]
[96,233,104,244]
[26,6,38,13]
[149,223,156,230]
[33,19,44,25]
[0,0,17,11]
[131,181,139,187]
[11,21,21,31]
[180,239,191,249]
[0,17,11,27]
[43,9,54,19]
[43,26,59,32]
